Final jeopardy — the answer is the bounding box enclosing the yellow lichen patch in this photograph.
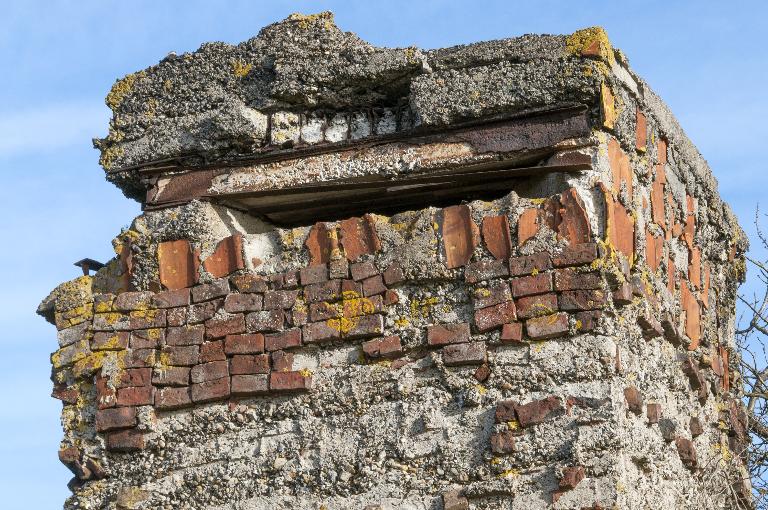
[288,11,335,30]
[410,296,440,319]
[327,316,356,334]
[394,317,410,327]
[566,27,615,64]
[490,457,502,465]
[601,82,617,130]
[497,468,519,479]
[475,384,487,395]
[298,368,313,377]
[106,71,145,110]
[145,98,158,119]
[507,420,520,431]
[163,79,172,93]
[231,60,253,78]
[99,144,124,170]
[404,47,419,64]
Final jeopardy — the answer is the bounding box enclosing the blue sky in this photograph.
[1,1,766,507]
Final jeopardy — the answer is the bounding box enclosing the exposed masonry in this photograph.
[40,12,752,510]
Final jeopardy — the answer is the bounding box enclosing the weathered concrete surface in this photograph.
[39,11,753,510]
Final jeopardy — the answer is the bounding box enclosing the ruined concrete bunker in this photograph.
[39,12,752,510]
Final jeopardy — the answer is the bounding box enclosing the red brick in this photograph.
[681,284,701,349]
[514,396,563,428]
[224,293,262,313]
[343,294,383,318]
[230,273,268,293]
[636,108,647,151]
[511,272,552,297]
[340,215,381,261]
[167,307,187,326]
[559,466,585,490]
[624,386,643,415]
[304,279,342,303]
[675,437,697,470]
[96,377,117,409]
[155,386,192,410]
[603,188,635,260]
[270,371,312,392]
[382,262,405,286]
[427,323,470,346]
[517,207,539,245]
[443,342,486,366]
[638,313,663,339]
[191,361,229,384]
[95,407,137,432]
[482,215,512,260]
[116,386,153,407]
[647,403,662,424]
[526,312,569,339]
[302,320,341,343]
[305,222,337,266]
[124,348,157,368]
[246,310,284,332]
[130,329,163,349]
[309,301,342,322]
[362,335,403,359]
[508,252,552,277]
[646,231,663,272]
[490,431,516,454]
[442,205,480,269]
[346,314,385,339]
[191,377,230,403]
[224,333,265,355]
[341,279,363,296]
[350,261,379,281]
[552,243,599,267]
[500,322,523,343]
[362,274,387,297]
[166,325,205,346]
[191,278,230,303]
[52,385,79,405]
[264,329,302,351]
[690,416,704,437]
[494,400,517,423]
[205,314,245,339]
[161,345,199,366]
[187,298,223,324]
[553,269,601,291]
[116,368,151,388]
[231,374,270,396]
[474,301,517,332]
[158,239,199,291]
[472,281,512,310]
[688,246,701,288]
[152,288,190,308]
[515,293,558,319]
[91,331,129,351]
[559,289,607,311]
[558,188,592,245]
[199,340,226,362]
[383,289,399,305]
[263,290,299,310]
[442,490,469,510]
[464,259,509,283]
[300,264,329,285]
[271,350,294,372]
[230,354,270,375]
[129,309,166,330]
[608,138,633,197]
[474,363,490,382]
[152,366,190,387]
[114,291,154,311]
[106,429,145,452]
[202,234,244,278]
[651,172,666,230]
[575,310,601,332]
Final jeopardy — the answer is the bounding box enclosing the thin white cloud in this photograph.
[0,102,110,157]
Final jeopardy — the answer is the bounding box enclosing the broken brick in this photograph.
[158,240,199,290]
[490,431,516,454]
[636,108,647,151]
[515,293,558,319]
[350,261,379,281]
[681,284,701,349]
[675,437,698,470]
[191,279,230,303]
[302,320,341,344]
[575,310,601,332]
[362,335,403,359]
[558,188,592,244]
[608,137,633,197]
[474,301,517,332]
[552,243,599,267]
[300,264,329,285]
[427,323,470,346]
[624,386,643,415]
[647,403,662,424]
[500,322,523,343]
[514,396,563,428]
[106,429,145,452]
[558,289,606,311]
[441,205,479,269]
[474,363,490,382]
[304,279,342,303]
[230,274,268,293]
[472,281,512,310]
[305,222,337,266]
[340,215,381,261]
[361,274,386,297]
[482,215,512,259]
[224,293,263,313]
[517,207,539,245]
[382,262,405,286]
[442,341,486,366]
[202,234,244,278]
[442,491,469,510]
[95,407,137,432]
[187,299,223,324]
